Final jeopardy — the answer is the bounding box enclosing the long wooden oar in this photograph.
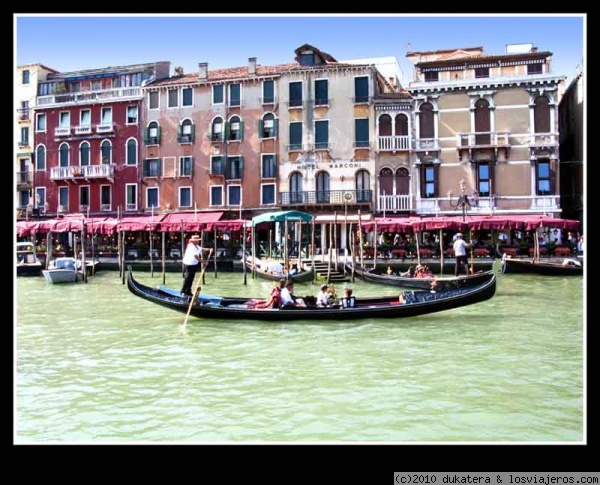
[183,248,213,329]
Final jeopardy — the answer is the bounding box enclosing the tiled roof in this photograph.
[415,51,552,67]
[407,46,484,56]
[149,61,373,87]
[18,63,60,73]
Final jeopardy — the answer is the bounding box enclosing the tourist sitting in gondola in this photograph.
[316,284,331,308]
[248,278,286,309]
[281,281,306,308]
[413,264,433,278]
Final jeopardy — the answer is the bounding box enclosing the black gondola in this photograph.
[346,262,502,291]
[126,263,500,322]
[244,256,315,283]
[503,257,583,276]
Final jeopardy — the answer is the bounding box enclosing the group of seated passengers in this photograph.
[252,280,355,309]
[385,264,431,278]
[413,264,433,278]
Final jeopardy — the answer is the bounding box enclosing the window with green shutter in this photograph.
[226,156,243,180]
[143,158,161,177]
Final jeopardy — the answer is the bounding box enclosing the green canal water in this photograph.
[15,268,585,443]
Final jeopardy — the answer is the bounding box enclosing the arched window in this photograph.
[379,167,393,196]
[179,118,194,143]
[395,167,410,196]
[59,143,69,167]
[145,121,160,145]
[533,96,551,133]
[211,117,223,141]
[101,140,112,164]
[36,145,46,171]
[474,98,491,145]
[355,169,371,202]
[126,138,137,165]
[378,114,392,136]
[260,112,278,138]
[419,102,434,139]
[316,171,330,203]
[228,115,243,141]
[395,114,408,137]
[79,141,90,166]
[289,172,303,204]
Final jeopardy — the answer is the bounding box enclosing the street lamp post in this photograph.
[455,179,475,274]
[457,179,471,222]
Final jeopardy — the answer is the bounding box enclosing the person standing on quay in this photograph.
[453,233,472,276]
[180,234,210,297]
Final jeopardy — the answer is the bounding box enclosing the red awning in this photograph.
[212,219,246,232]
[87,217,119,234]
[362,217,413,233]
[17,221,36,237]
[158,212,224,232]
[118,215,166,232]
[408,216,468,232]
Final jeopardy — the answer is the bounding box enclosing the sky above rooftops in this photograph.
[15,14,585,86]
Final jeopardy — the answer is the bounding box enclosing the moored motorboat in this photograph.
[42,257,84,284]
[16,242,43,277]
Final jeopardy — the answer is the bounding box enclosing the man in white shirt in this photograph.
[180,234,210,297]
[316,284,330,307]
[453,233,472,276]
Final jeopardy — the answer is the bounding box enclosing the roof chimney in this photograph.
[388,77,396,88]
[198,62,208,80]
[248,57,257,75]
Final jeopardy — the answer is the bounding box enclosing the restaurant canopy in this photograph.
[251,210,313,226]
[118,215,166,232]
[158,211,224,232]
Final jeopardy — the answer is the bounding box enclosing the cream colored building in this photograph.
[403,44,566,218]
[15,63,58,217]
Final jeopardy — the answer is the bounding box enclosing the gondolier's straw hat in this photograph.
[190,235,201,242]
[456,233,463,238]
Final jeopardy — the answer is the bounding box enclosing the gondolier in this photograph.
[453,233,472,276]
[180,234,211,297]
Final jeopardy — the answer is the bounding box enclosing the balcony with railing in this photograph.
[457,131,511,160]
[17,171,33,189]
[529,132,558,148]
[280,189,373,206]
[457,131,510,148]
[74,125,92,135]
[55,126,71,137]
[413,138,440,151]
[37,87,142,107]
[50,164,115,181]
[260,96,277,105]
[351,96,372,104]
[378,194,412,212]
[17,108,30,122]
[96,123,114,134]
[285,99,304,109]
[286,143,305,152]
[313,98,331,107]
[207,132,224,142]
[377,136,410,152]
